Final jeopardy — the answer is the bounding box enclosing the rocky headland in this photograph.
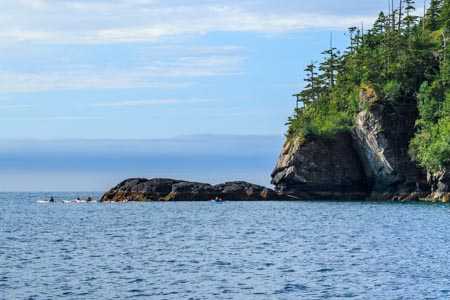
[101,178,289,202]
[271,91,449,202]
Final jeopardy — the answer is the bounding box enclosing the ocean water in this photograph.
[1,193,450,299]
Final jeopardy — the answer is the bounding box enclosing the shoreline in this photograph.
[99,177,450,203]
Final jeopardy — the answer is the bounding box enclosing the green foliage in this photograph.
[416,81,446,122]
[410,90,450,171]
[287,0,450,172]
[382,81,402,104]
[286,101,352,140]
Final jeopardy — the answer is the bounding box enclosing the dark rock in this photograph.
[101,178,287,202]
[166,181,217,201]
[426,168,450,201]
[271,132,369,200]
[214,181,281,200]
[101,178,187,202]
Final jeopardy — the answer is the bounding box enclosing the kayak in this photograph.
[37,200,55,204]
[63,199,81,204]
[63,199,97,204]
[210,201,224,204]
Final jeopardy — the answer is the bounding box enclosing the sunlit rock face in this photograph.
[353,99,427,200]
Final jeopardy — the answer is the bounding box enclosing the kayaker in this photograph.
[49,196,55,202]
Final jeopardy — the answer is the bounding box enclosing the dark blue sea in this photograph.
[1,192,450,299]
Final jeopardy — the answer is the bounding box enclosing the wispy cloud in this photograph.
[0,72,175,94]
[0,104,33,111]
[139,45,245,58]
[0,116,100,121]
[225,109,288,117]
[93,98,216,107]
[0,71,192,93]
[0,53,243,93]
[0,1,380,45]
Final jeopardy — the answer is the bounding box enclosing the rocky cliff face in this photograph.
[271,132,369,200]
[101,178,287,202]
[427,168,450,202]
[352,99,428,200]
[271,95,440,201]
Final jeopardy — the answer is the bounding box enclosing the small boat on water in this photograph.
[210,197,225,204]
[63,195,97,203]
[63,199,97,204]
[210,201,224,204]
[36,200,55,204]
[37,196,97,204]
[37,197,56,203]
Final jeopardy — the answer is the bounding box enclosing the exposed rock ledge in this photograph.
[426,169,450,202]
[101,178,289,202]
[271,132,369,200]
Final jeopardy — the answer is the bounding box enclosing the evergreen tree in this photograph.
[287,0,450,172]
[425,0,444,30]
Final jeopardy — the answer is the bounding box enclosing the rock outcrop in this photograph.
[352,99,428,200]
[426,168,450,202]
[101,178,287,202]
[271,93,438,201]
[271,132,369,200]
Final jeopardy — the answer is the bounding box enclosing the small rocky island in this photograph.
[101,178,289,202]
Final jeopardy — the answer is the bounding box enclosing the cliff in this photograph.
[276,2,449,201]
[427,169,450,202]
[271,132,368,200]
[272,96,448,202]
[101,178,288,202]
[352,98,428,200]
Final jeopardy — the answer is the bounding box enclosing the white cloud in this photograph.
[0,51,244,93]
[0,104,33,110]
[0,116,100,121]
[93,98,216,107]
[0,70,192,93]
[143,56,246,77]
[0,1,380,44]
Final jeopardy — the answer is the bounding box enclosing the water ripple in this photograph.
[1,194,450,299]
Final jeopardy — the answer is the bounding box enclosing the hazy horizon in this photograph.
[0,134,284,191]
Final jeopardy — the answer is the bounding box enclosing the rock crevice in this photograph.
[352,100,427,200]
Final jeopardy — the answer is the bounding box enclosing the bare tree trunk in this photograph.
[392,0,396,30]
[423,0,426,36]
[330,33,335,88]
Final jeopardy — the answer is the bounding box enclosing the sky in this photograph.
[0,0,428,191]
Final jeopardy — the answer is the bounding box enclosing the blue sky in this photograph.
[0,0,427,191]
